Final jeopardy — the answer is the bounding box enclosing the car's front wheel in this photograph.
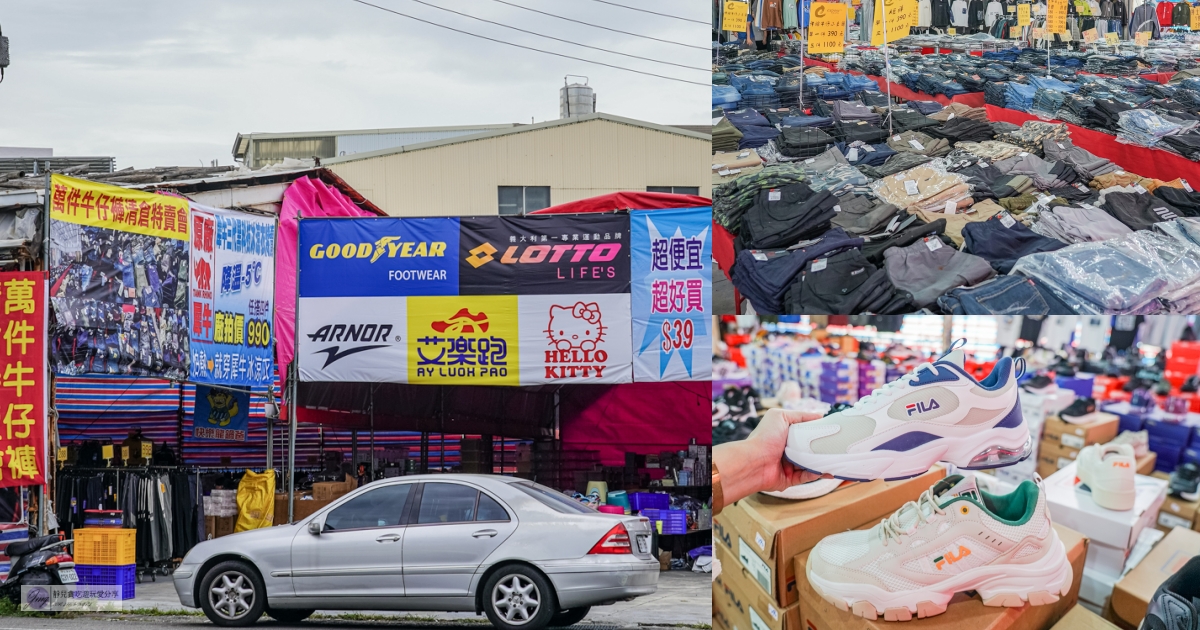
[549,606,591,627]
[199,561,266,627]
[483,566,557,630]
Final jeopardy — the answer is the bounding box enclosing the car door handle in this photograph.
[375,534,401,543]
[472,529,498,538]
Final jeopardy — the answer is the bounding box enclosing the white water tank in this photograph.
[560,80,596,118]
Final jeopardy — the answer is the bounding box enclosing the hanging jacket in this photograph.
[1131,1,1162,36]
[1157,0,1175,25]
[919,0,934,25]
[951,0,971,25]
[968,0,987,28]
[1173,1,1191,24]
[1113,0,1128,25]
[931,0,954,26]
[985,0,1005,25]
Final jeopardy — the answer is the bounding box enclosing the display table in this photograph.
[803,59,986,106]
[984,104,1200,184]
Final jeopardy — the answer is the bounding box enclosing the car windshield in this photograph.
[511,480,593,514]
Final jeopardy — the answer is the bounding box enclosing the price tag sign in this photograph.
[1135,31,1150,47]
[808,2,849,53]
[1033,27,1046,40]
[944,200,958,215]
[57,447,67,461]
[1018,3,1031,26]
[101,444,114,460]
[925,237,943,251]
[999,212,1017,227]
[1047,0,1067,33]
[141,441,153,459]
[121,446,130,461]
[872,0,919,45]
[1105,32,1120,45]
[722,0,750,32]
[1083,28,1099,43]
[904,180,921,195]
[1192,9,1200,31]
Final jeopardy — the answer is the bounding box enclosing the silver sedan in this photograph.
[174,474,660,629]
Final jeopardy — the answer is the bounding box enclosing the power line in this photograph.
[345,0,709,86]
[404,0,707,72]
[487,0,707,50]
[581,0,708,24]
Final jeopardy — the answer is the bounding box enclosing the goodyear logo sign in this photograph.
[299,218,459,297]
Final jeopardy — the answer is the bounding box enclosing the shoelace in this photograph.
[880,487,946,547]
[855,362,937,405]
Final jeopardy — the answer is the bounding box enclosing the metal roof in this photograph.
[231,123,521,160]
[319,113,712,166]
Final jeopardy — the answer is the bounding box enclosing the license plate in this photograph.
[636,536,649,554]
[58,568,78,584]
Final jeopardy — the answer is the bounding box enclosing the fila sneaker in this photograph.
[1076,443,1136,511]
[784,343,1032,481]
[761,478,844,500]
[806,475,1073,622]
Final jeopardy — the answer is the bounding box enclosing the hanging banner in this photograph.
[457,215,630,295]
[188,204,276,387]
[807,2,849,53]
[0,272,47,488]
[630,208,711,382]
[722,0,750,32]
[871,0,919,46]
[296,215,635,385]
[192,385,250,442]
[48,175,190,379]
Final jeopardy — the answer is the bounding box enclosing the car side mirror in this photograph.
[308,520,322,535]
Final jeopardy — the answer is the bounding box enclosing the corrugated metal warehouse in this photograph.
[318,113,710,216]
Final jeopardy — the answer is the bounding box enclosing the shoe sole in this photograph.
[806,535,1074,622]
[785,424,1034,482]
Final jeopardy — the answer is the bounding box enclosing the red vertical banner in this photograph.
[0,272,46,488]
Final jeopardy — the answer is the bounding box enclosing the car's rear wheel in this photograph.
[483,566,557,630]
[267,607,315,623]
[199,561,266,627]
[549,606,591,627]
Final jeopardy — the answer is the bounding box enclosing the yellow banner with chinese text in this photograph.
[808,3,849,53]
[871,0,919,46]
[49,174,190,241]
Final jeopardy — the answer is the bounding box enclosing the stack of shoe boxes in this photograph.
[816,358,857,406]
[1044,463,1169,613]
[856,359,886,400]
[1145,419,1192,473]
[1152,477,1200,534]
[712,468,944,630]
[1037,412,1121,480]
[1110,527,1200,627]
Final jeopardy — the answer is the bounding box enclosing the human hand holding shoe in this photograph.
[713,409,828,512]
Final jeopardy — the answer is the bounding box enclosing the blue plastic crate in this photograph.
[642,508,688,535]
[628,492,669,513]
[75,564,136,599]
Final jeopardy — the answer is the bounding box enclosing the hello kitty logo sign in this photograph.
[545,301,605,352]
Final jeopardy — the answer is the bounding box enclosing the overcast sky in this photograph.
[0,1,707,169]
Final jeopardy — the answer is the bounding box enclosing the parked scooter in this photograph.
[0,532,76,602]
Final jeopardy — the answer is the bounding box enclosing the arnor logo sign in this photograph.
[309,237,447,262]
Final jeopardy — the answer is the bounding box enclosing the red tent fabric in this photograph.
[560,382,711,466]
[532,191,712,214]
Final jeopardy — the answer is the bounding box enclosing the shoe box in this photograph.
[1044,462,1168,579]
[1056,374,1096,398]
[1149,471,1200,533]
[1048,604,1119,629]
[714,466,945,608]
[1110,526,1200,627]
[1024,391,1079,435]
[1036,413,1120,480]
[714,544,802,630]
[796,523,1088,630]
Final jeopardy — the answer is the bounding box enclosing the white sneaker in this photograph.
[806,474,1073,621]
[1077,443,1136,511]
[785,344,1032,481]
[1110,430,1149,458]
[761,478,844,500]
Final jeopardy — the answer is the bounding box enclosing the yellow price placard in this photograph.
[141,441,153,459]
[1017,4,1030,26]
[57,447,66,461]
[121,446,130,461]
[101,444,114,460]
[871,0,919,45]
[723,0,750,32]
[1047,0,1068,33]
[1033,27,1046,39]
[1083,28,1098,43]
[1105,32,1120,44]
[1135,31,1150,46]
[808,2,849,53]
[1192,8,1200,30]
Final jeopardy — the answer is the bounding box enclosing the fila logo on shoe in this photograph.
[1113,461,1131,468]
[933,545,972,570]
[906,399,941,416]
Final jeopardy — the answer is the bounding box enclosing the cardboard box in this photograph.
[1137,452,1157,476]
[1043,414,1120,450]
[717,466,945,608]
[1080,567,1119,610]
[797,524,1087,630]
[205,515,217,540]
[1050,604,1119,629]
[312,474,357,502]
[1039,438,1082,478]
[1155,491,1200,533]
[715,544,802,630]
[214,515,236,538]
[273,495,336,525]
[1110,527,1200,627]
[1045,462,1168,552]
